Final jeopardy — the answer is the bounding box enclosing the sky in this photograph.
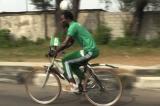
[0,0,120,12]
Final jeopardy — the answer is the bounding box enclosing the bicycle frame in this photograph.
[43,56,119,92]
[42,57,64,88]
[25,55,122,106]
[42,57,95,90]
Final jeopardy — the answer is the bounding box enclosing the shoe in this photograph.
[62,83,79,93]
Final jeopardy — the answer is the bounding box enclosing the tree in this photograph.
[72,0,80,20]
[31,0,53,10]
[32,0,80,38]
[119,0,160,37]
[99,0,111,10]
[55,0,80,35]
[148,0,160,11]
[131,0,148,37]
[119,0,136,12]
[54,0,63,36]
[31,0,54,39]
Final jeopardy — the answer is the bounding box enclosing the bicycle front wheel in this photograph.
[25,70,61,104]
[84,68,122,106]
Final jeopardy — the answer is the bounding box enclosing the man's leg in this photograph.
[62,51,84,83]
[62,50,93,82]
[70,64,85,81]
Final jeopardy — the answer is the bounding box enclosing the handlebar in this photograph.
[45,47,65,58]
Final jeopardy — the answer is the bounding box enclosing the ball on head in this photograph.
[60,0,72,10]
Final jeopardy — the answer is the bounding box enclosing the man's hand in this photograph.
[48,50,55,57]
[53,50,58,58]
[47,36,74,58]
[47,47,58,58]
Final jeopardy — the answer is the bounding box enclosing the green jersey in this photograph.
[67,21,97,52]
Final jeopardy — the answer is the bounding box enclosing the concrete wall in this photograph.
[140,12,160,39]
[0,13,45,41]
[78,11,100,31]
[101,11,160,39]
[0,12,59,41]
[101,12,132,38]
[0,11,159,41]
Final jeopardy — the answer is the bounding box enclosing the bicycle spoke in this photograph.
[85,68,122,106]
[25,71,61,104]
[42,71,50,88]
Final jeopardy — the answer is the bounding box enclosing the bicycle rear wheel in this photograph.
[25,70,61,104]
[84,68,122,106]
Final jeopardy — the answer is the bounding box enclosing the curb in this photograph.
[134,77,160,89]
[0,62,160,90]
[0,66,34,84]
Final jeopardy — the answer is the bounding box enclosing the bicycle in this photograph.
[24,49,123,106]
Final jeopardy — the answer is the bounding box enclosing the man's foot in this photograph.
[63,83,79,93]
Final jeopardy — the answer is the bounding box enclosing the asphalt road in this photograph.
[0,83,160,106]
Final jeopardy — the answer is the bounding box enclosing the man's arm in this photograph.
[55,36,74,57]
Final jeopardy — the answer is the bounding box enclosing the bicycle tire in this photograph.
[84,67,122,106]
[25,70,61,104]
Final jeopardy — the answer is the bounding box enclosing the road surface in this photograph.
[0,83,160,106]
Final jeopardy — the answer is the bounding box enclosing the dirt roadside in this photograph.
[7,55,159,67]
[92,55,160,66]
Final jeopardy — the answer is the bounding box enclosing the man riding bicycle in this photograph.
[54,11,99,92]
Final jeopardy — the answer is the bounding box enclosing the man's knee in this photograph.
[62,56,68,63]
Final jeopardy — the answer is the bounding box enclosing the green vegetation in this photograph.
[0,28,160,62]
[93,25,160,48]
[0,29,47,48]
[108,36,160,48]
[94,24,112,44]
[0,29,49,61]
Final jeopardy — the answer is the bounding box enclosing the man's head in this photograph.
[60,11,74,27]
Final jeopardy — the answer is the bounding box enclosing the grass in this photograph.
[1,43,160,63]
[99,45,160,56]
[1,28,160,64]
[0,41,49,61]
